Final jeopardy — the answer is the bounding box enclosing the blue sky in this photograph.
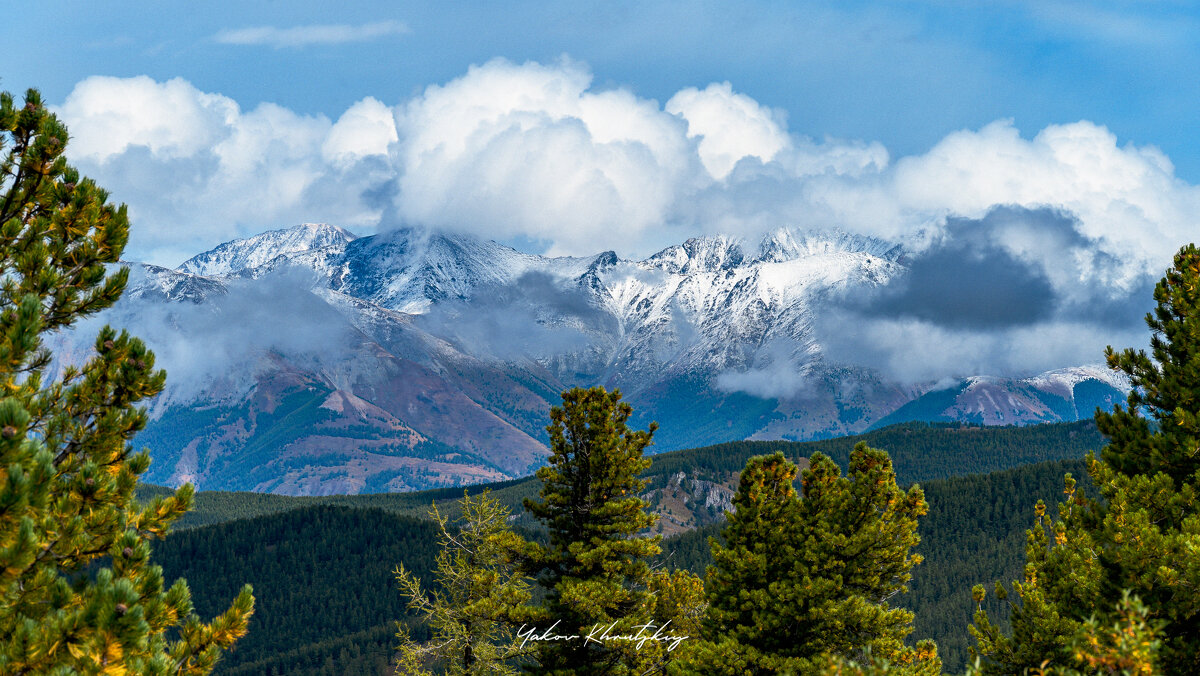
[14,0,1200,176]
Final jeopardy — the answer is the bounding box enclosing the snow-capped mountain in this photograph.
[871,365,1129,430]
[69,223,1127,495]
[177,223,358,277]
[250,225,905,382]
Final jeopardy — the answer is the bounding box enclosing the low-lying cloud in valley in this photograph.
[65,266,360,405]
[51,58,1197,385]
[417,271,616,361]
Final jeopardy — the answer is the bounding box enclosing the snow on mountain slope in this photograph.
[83,223,1131,494]
[325,228,600,314]
[579,230,902,390]
[125,263,229,303]
[210,225,900,378]
[1024,364,1131,394]
[220,225,902,389]
[177,223,358,276]
[869,365,1130,430]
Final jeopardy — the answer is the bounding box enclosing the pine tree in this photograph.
[394,491,533,675]
[0,88,253,674]
[522,386,661,675]
[630,568,706,676]
[676,447,939,675]
[1061,592,1162,676]
[970,243,1200,674]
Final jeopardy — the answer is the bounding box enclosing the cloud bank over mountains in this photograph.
[51,58,1199,381]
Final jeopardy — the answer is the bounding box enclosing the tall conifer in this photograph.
[395,491,532,675]
[523,386,661,675]
[677,447,938,674]
[0,88,253,674]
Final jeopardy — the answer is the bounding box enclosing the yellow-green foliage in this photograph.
[394,491,533,675]
[0,88,252,675]
[674,446,939,675]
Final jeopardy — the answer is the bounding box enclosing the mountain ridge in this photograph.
[62,223,1130,494]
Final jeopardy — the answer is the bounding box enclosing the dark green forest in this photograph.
[151,423,1102,674]
[640,419,1101,485]
[153,506,441,674]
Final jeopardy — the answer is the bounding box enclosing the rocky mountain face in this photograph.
[67,223,1127,495]
[644,470,739,538]
[177,223,359,277]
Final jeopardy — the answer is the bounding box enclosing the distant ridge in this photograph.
[148,419,1105,529]
[59,222,1132,494]
[870,366,1128,430]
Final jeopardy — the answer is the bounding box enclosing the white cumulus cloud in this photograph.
[392,58,701,256]
[322,97,398,167]
[887,120,1200,281]
[55,76,398,265]
[666,81,791,180]
[58,76,237,162]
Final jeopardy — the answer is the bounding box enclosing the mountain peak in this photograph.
[178,223,359,277]
[754,227,904,263]
[649,235,745,273]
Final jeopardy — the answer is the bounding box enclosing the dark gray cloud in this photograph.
[858,209,1057,329]
[812,205,1157,382]
[1062,276,1156,329]
[851,205,1158,332]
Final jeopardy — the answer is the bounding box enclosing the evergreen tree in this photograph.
[0,88,253,674]
[676,447,938,675]
[522,386,661,675]
[630,568,706,676]
[970,243,1200,673]
[394,491,533,675]
[1061,592,1162,676]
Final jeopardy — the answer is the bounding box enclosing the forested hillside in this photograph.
[910,459,1093,669]
[153,506,441,675]
[154,454,1097,673]
[643,418,1100,484]
[144,419,1103,531]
